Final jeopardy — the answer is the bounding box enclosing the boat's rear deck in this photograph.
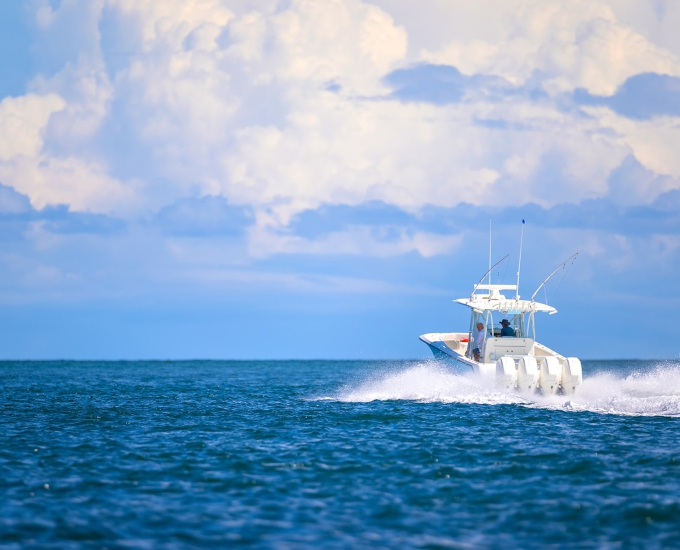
[421,332,563,364]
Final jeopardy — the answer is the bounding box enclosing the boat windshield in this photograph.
[469,310,536,339]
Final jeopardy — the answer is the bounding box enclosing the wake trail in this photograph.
[318,361,680,417]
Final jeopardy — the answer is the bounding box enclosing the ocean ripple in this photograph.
[1,360,680,548]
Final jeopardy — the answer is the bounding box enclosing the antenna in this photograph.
[531,252,579,302]
[488,218,492,287]
[515,219,525,299]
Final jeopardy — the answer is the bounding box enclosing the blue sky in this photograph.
[1,0,680,360]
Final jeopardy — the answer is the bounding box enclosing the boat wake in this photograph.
[322,361,680,417]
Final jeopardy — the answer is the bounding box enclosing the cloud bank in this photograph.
[2,0,680,358]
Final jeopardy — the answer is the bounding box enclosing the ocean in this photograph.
[1,359,679,548]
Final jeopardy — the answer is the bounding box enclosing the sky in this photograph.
[1,0,680,360]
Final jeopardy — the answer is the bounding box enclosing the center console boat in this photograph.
[420,258,582,395]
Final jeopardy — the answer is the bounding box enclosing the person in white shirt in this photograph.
[473,322,485,362]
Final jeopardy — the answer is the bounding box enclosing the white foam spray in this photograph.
[321,361,680,417]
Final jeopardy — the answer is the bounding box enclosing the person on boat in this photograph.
[500,319,515,337]
[473,322,485,362]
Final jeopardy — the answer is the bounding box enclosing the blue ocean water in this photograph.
[1,359,680,549]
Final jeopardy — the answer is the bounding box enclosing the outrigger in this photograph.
[420,253,582,395]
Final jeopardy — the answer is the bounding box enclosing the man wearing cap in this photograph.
[500,319,515,337]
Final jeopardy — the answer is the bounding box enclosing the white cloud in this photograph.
[0,90,136,215]
[0,94,65,161]
[0,155,139,213]
[2,0,679,258]
[539,13,679,95]
[588,106,680,181]
[247,224,463,258]
[221,97,507,222]
[598,0,680,61]
[420,0,680,95]
[35,60,114,145]
[267,0,407,91]
[109,0,235,46]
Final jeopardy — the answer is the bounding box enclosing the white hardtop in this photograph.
[454,284,557,314]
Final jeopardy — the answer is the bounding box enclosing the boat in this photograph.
[420,254,582,395]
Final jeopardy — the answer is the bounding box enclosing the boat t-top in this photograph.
[420,252,582,395]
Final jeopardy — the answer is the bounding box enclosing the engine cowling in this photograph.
[517,356,539,393]
[561,357,582,395]
[495,357,517,389]
[538,356,562,395]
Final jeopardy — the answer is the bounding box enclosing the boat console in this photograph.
[482,337,534,363]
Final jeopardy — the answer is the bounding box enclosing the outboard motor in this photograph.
[517,356,539,393]
[561,357,582,395]
[538,356,562,395]
[495,357,517,389]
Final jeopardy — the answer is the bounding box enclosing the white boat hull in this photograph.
[420,332,582,395]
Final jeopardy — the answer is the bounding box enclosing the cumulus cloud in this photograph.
[0,91,136,214]
[1,0,680,259]
[575,73,680,120]
[91,0,410,223]
[585,105,680,179]
[0,155,138,213]
[0,94,65,161]
[403,0,680,95]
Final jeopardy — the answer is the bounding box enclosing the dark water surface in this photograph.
[1,359,680,549]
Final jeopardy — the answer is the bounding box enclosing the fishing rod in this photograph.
[531,252,579,302]
[470,254,510,299]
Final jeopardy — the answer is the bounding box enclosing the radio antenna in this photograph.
[488,218,492,287]
[515,219,525,299]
